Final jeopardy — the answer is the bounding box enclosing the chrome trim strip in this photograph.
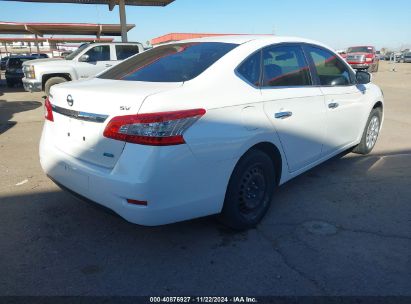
[52,105,108,123]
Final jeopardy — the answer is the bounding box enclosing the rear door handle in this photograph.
[105,64,113,67]
[328,102,339,109]
[275,111,293,119]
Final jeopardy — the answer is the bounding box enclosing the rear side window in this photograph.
[237,51,261,86]
[84,45,110,62]
[99,42,238,82]
[116,45,140,60]
[262,45,311,87]
[306,46,354,86]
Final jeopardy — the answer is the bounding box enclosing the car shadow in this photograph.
[0,98,42,134]
[1,148,410,295]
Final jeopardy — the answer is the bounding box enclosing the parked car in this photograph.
[384,52,394,61]
[346,46,379,72]
[395,52,404,63]
[5,55,37,87]
[404,52,411,63]
[336,50,347,59]
[0,56,9,70]
[60,51,73,58]
[22,42,144,95]
[40,36,384,230]
[31,53,49,59]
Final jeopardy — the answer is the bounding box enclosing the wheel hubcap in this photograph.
[238,165,267,219]
[366,116,380,150]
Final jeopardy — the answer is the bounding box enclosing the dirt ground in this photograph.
[0,61,410,296]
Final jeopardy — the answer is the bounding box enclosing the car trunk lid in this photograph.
[49,78,182,168]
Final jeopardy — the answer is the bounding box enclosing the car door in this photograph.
[76,45,113,79]
[304,45,365,154]
[261,44,327,173]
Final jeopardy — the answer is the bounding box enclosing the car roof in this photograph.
[167,35,333,52]
[177,35,328,46]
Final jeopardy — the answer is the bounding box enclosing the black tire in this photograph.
[219,149,276,230]
[44,77,67,96]
[353,107,382,155]
[374,62,379,72]
[368,65,374,73]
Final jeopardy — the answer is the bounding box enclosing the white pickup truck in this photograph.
[22,42,144,95]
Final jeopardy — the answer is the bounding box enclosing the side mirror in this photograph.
[356,70,371,84]
[79,54,90,62]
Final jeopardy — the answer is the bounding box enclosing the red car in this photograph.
[346,46,379,72]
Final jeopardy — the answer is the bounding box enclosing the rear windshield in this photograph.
[347,47,374,53]
[7,57,35,68]
[99,42,238,82]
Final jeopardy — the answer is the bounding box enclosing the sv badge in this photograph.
[120,106,131,111]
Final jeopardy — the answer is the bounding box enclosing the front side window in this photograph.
[307,46,354,86]
[237,51,261,86]
[99,42,238,82]
[116,45,140,60]
[262,45,311,87]
[84,45,110,62]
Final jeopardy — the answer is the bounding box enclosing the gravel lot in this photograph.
[0,61,410,296]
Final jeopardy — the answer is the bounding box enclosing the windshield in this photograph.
[347,47,373,53]
[99,42,238,82]
[65,44,89,60]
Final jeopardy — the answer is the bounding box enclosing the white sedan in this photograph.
[40,36,384,229]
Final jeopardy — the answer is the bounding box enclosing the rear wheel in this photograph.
[353,108,382,155]
[44,77,67,96]
[219,149,276,230]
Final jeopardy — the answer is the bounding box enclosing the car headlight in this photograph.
[23,65,35,79]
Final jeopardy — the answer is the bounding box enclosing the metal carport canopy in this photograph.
[0,21,135,36]
[6,0,175,42]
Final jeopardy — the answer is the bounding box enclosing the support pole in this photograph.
[119,0,128,42]
[4,42,8,56]
[35,34,40,53]
[29,42,32,54]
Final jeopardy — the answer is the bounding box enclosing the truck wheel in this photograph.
[374,63,379,72]
[45,77,67,96]
[352,107,382,155]
[219,149,276,230]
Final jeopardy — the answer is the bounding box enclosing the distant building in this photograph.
[151,33,271,46]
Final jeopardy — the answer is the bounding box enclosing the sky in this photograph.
[0,0,410,50]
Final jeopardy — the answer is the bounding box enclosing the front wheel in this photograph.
[44,77,67,96]
[353,108,382,155]
[219,149,276,230]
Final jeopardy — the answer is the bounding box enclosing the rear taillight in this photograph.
[103,108,206,146]
[44,97,54,122]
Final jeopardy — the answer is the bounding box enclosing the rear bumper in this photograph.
[348,63,372,69]
[39,122,233,226]
[22,78,42,92]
